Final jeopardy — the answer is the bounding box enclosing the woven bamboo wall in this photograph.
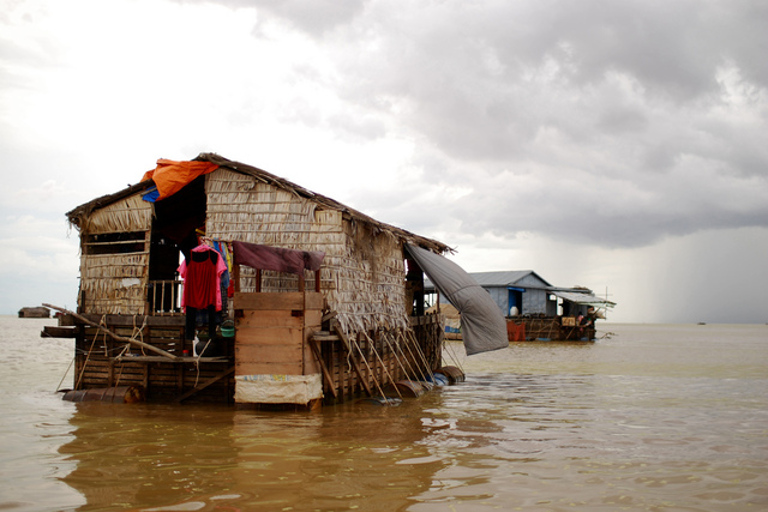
[206,169,409,335]
[80,252,149,314]
[78,194,152,314]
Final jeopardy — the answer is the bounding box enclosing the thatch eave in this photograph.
[66,180,155,230]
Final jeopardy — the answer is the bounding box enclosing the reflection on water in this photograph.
[60,401,441,511]
[1,318,767,511]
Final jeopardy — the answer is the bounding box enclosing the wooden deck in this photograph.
[50,306,444,406]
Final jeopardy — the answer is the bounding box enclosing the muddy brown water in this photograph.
[1,317,766,511]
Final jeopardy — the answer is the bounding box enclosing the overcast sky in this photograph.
[1,0,766,323]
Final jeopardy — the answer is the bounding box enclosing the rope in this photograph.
[192,338,212,387]
[56,356,75,392]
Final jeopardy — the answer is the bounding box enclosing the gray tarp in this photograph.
[406,244,508,356]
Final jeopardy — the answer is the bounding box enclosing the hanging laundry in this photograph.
[179,244,228,340]
[178,244,228,311]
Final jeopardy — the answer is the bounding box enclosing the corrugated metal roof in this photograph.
[467,270,541,286]
[550,290,616,308]
[425,270,551,290]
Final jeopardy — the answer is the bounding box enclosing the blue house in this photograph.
[427,270,614,318]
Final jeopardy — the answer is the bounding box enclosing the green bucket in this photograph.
[221,320,235,338]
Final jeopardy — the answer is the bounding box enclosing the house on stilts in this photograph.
[46,154,507,407]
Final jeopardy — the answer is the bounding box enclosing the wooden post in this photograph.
[233,264,241,293]
[309,338,338,398]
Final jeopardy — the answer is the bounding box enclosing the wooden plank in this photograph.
[304,309,322,327]
[79,314,186,327]
[235,361,302,375]
[312,332,340,342]
[237,311,303,329]
[304,292,323,310]
[234,292,305,311]
[232,291,322,311]
[41,326,77,338]
[236,327,302,346]
[235,344,302,363]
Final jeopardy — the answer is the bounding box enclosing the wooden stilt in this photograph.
[309,337,338,398]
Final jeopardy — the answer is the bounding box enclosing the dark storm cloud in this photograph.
[299,0,768,248]
[148,0,768,250]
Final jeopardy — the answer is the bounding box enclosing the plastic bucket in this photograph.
[221,320,235,338]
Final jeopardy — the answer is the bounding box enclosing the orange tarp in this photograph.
[141,159,219,201]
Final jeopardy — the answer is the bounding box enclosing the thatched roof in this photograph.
[66,153,450,253]
[66,181,154,230]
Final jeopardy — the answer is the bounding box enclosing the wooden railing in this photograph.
[148,279,183,315]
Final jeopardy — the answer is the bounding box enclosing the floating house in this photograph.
[427,270,616,341]
[47,154,507,406]
[19,306,50,318]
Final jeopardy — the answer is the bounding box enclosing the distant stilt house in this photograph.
[19,306,50,318]
[427,270,616,341]
[46,154,507,407]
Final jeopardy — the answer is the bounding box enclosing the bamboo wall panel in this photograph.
[78,193,151,316]
[79,251,149,314]
[206,169,410,337]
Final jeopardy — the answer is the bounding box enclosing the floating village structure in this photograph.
[19,306,51,318]
[427,270,616,341]
[46,154,507,406]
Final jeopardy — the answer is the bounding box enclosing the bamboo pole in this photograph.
[382,331,416,381]
[350,334,389,400]
[332,323,373,396]
[401,330,429,383]
[43,303,178,361]
[364,333,402,399]
[406,329,434,382]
